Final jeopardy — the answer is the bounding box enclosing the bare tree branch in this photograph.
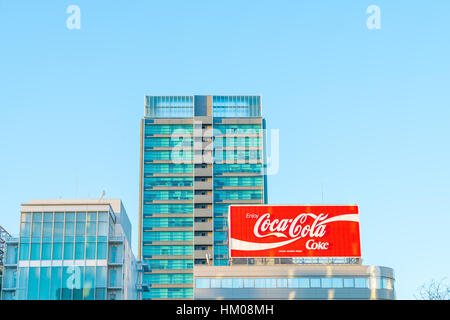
[415,278,450,300]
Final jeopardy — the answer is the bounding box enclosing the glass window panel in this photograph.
[72,267,84,300]
[109,269,118,287]
[76,221,86,237]
[6,245,18,264]
[95,288,106,300]
[87,212,97,221]
[43,222,53,238]
[20,221,31,237]
[17,267,28,300]
[75,242,85,260]
[232,278,243,288]
[321,278,332,288]
[243,279,254,288]
[66,212,75,222]
[32,222,42,237]
[3,269,17,289]
[310,278,321,288]
[98,212,108,222]
[343,278,354,288]
[54,222,64,238]
[255,278,265,288]
[39,267,51,300]
[210,279,221,288]
[65,221,75,237]
[64,242,74,260]
[27,267,39,300]
[55,212,64,222]
[42,243,52,260]
[76,212,86,221]
[332,278,344,288]
[277,278,288,288]
[19,243,30,260]
[222,279,232,288]
[22,212,32,222]
[355,278,368,288]
[50,267,62,300]
[98,222,108,237]
[32,212,42,222]
[52,242,63,260]
[288,278,299,288]
[87,220,97,236]
[265,278,277,288]
[299,278,310,288]
[86,242,96,260]
[30,243,41,260]
[84,266,96,300]
[97,242,107,259]
[62,267,73,300]
[96,266,107,287]
[44,212,53,222]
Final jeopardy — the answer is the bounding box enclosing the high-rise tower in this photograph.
[138,95,267,299]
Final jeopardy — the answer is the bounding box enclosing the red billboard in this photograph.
[229,205,361,258]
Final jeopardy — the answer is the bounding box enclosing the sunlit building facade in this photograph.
[138,95,267,299]
[0,199,136,300]
[194,264,396,300]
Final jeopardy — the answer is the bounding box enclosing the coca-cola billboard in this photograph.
[228,205,361,258]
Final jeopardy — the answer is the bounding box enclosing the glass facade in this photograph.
[18,211,109,263]
[15,265,106,300]
[141,118,195,299]
[195,277,395,290]
[2,200,136,300]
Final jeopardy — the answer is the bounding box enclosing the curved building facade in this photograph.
[194,264,395,300]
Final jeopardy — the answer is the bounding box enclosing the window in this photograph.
[355,278,368,288]
[222,279,233,288]
[30,243,41,260]
[319,278,331,288]
[243,279,254,288]
[277,278,288,288]
[343,278,354,288]
[42,243,52,260]
[64,242,74,260]
[211,279,221,288]
[332,278,344,288]
[255,278,265,288]
[232,278,244,288]
[310,278,321,288]
[196,279,210,288]
[97,242,107,259]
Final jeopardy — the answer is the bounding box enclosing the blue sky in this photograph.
[1,0,449,299]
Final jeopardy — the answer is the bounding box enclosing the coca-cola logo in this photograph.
[253,213,327,239]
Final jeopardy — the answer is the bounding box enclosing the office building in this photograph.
[0,199,137,300]
[194,263,395,300]
[138,95,267,299]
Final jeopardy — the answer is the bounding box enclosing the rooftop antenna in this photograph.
[321,184,324,203]
[99,190,105,201]
[75,170,78,199]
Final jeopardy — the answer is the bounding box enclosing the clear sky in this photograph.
[1,0,449,299]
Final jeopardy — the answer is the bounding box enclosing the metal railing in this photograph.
[0,225,12,266]
[231,257,362,266]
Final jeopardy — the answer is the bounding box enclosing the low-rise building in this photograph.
[1,199,137,300]
[194,261,395,300]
